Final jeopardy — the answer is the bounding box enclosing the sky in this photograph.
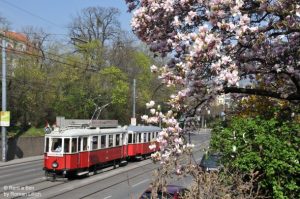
[0,0,133,39]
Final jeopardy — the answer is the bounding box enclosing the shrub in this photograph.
[210,117,300,199]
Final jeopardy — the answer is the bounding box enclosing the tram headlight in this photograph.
[52,161,58,168]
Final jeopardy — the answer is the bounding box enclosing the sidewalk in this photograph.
[0,155,43,167]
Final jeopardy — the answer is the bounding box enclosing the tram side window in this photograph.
[64,138,70,153]
[51,138,62,152]
[78,137,82,152]
[92,136,98,150]
[45,138,49,152]
[143,133,147,143]
[137,133,141,143]
[152,132,155,139]
[133,133,136,143]
[116,134,120,146]
[101,135,106,148]
[128,133,132,144]
[83,137,88,151]
[109,135,113,147]
[71,138,77,153]
[148,133,151,142]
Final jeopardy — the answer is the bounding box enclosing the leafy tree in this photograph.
[69,7,121,47]
[49,53,93,120]
[211,117,300,199]
[90,66,130,123]
[9,57,50,127]
[74,39,105,71]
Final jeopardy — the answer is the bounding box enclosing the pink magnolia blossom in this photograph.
[126,0,300,166]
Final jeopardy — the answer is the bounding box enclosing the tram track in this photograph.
[51,142,208,199]
[1,158,154,199]
[52,162,157,199]
[75,140,210,199]
[75,144,208,199]
[1,133,210,199]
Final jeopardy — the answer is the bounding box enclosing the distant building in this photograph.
[3,31,29,52]
[1,31,32,72]
[215,94,230,107]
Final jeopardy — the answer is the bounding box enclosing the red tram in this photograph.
[43,124,161,180]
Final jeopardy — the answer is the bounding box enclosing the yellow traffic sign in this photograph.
[0,111,10,126]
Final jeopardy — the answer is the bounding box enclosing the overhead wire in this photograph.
[0,44,87,69]
[0,0,65,30]
[0,0,91,67]
[0,33,89,68]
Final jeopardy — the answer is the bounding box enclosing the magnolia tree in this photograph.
[125,2,299,197]
[125,0,300,161]
[126,0,299,105]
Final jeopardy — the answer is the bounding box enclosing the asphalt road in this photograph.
[0,132,210,199]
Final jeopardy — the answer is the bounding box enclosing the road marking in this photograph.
[132,179,150,187]
[103,196,112,199]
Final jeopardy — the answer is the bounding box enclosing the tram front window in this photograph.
[51,138,62,152]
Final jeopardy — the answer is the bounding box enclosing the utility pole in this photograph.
[1,37,7,162]
[133,79,136,118]
[130,79,137,126]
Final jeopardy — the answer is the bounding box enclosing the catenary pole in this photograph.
[1,37,7,162]
[133,79,136,118]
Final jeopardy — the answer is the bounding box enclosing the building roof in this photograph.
[4,31,28,43]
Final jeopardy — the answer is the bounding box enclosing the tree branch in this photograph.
[224,87,300,101]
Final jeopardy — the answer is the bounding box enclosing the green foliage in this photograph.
[4,24,166,129]
[7,126,44,137]
[111,80,129,105]
[211,117,300,199]
[20,127,45,137]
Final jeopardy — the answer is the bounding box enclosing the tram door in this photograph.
[78,137,82,168]
[78,136,89,168]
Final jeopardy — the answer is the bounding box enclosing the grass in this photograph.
[7,127,45,137]
[21,127,45,137]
